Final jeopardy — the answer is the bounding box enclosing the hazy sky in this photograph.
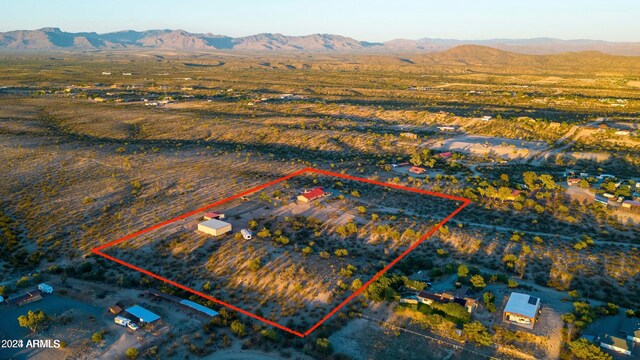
[2,0,639,42]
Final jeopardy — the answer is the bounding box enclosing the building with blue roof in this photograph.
[180,300,219,317]
[125,305,161,323]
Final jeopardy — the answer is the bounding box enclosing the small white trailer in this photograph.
[241,229,253,240]
[115,316,130,327]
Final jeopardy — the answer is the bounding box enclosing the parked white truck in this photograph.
[38,283,53,294]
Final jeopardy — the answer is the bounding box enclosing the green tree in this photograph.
[483,292,496,313]
[316,338,333,354]
[470,275,486,289]
[503,254,518,268]
[230,320,247,337]
[458,264,469,278]
[125,348,139,360]
[92,331,105,343]
[257,228,271,238]
[335,249,349,257]
[248,258,261,272]
[351,278,363,291]
[18,310,49,332]
[260,328,279,342]
[463,321,493,346]
[522,171,538,190]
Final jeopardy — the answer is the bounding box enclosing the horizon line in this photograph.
[1,27,638,44]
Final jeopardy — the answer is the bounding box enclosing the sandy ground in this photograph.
[430,135,547,160]
[564,151,611,162]
[201,341,313,360]
[627,80,640,88]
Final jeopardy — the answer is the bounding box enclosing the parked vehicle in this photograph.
[38,283,53,294]
[241,229,253,240]
[127,322,139,331]
[115,316,130,327]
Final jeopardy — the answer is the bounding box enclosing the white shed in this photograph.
[198,219,232,237]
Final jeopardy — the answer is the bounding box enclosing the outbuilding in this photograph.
[179,300,218,317]
[503,292,541,329]
[622,200,640,214]
[198,219,232,237]
[203,212,225,220]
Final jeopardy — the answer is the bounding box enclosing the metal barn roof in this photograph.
[199,218,231,230]
[503,292,540,319]
[125,305,161,323]
[179,300,218,317]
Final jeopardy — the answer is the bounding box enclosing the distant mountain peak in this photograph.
[39,27,62,33]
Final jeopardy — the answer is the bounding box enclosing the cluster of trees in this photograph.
[463,321,492,346]
[335,222,358,237]
[364,274,426,302]
[568,338,612,360]
[18,310,49,332]
[562,301,620,330]
[409,149,436,168]
[456,264,486,289]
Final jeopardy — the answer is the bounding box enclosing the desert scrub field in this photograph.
[101,172,463,333]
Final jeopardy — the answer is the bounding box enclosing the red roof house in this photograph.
[409,166,427,174]
[297,187,326,203]
[438,152,453,159]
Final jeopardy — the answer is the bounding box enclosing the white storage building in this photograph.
[198,219,232,237]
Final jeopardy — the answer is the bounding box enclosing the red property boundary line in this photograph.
[91,168,470,338]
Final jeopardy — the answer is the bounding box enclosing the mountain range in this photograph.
[1,28,640,55]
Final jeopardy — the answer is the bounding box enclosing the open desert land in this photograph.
[1,49,639,360]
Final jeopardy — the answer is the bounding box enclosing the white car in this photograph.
[127,322,139,331]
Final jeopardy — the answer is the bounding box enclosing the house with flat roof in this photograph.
[620,318,640,343]
[502,292,541,329]
[599,333,633,356]
[417,290,477,314]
